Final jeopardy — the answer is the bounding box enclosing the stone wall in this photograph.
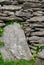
[0,0,44,63]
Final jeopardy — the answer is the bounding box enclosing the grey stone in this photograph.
[0,16,23,21]
[0,20,4,23]
[42,0,44,2]
[39,50,44,59]
[17,0,40,2]
[39,38,44,44]
[0,23,5,27]
[32,44,44,47]
[29,36,44,44]
[0,16,15,21]
[0,47,15,60]
[0,0,5,2]
[29,23,44,28]
[0,23,32,60]
[28,16,44,22]
[22,2,41,9]
[0,5,22,11]
[33,11,44,16]
[31,31,44,36]
[17,0,25,3]
[15,11,32,18]
[0,0,12,5]
[3,11,14,16]
[0,13,8,17]
[12,1,18,5]
[26,0,40,2]
[32,8,41,11]
[35,28,44,31]
[29,36,41,41]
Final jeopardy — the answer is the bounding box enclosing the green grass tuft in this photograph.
[0,27,4,37]
[0,41,5,47]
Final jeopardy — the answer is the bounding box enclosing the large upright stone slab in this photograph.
[0,23,32,60]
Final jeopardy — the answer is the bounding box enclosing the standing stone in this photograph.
[0,23,32,60]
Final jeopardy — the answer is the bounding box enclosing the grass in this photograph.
[5,20,24,28]
[0,27,4,37]
[0,58,39,65]
[0,52,44,65]
[0,41,5,47]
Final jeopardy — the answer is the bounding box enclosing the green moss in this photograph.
[0,27,4,37]
[0,53,4,63]
[5,20,14,25]
[5,20,24,29]
[0,41,5,47]
[0,53,43,65]
[0,59,43,65]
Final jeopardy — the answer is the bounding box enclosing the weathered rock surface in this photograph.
[0,23,32,60]
[15,10,32,18]
[0,0,44,63]
[39,50,44,59]
[0,23,5,27]
[0,5,22,11]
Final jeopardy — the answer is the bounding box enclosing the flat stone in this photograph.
[0,16,15,21]
[0,0,5,2]
[0,23,32,60]
[31,31,44,36]
[29,36,41,41]
[26,0,40,2]
[15,11,32,18]
[0,13,8,17]
[33,44,44,46]
[17,0,25,3]
[3,11,14,16]
[39,38,44,44]
[32,8,41,11]
[29,23,44,28]
[0,23,5,27]
[33,11,44,16]
[29,36,44,44]
[0,5,22,11]
[0,16,23,21]
[12,1,18,5]
[28,16,44,22]
[22,2,41,10]
[35,28,44,31]
[0,0,12,5]
[0,20,4,23]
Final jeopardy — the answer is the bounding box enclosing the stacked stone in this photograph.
[0,0,44,61]
[0,0,24,27]
[22,0,44,59]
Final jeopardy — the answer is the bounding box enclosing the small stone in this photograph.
[0,20,3,23]
[0,5,22,11]
[3,11,14,16]
[31,31,44,36]
[0,13,8,17]
[15,11,32,18]
[0,23,5,27]
[28,16,44,22]
[29,36,40,41]
[33,11,44,16]
[22,2,41,10]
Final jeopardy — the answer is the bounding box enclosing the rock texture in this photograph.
[0,23,32,60]
[0,0,44,63]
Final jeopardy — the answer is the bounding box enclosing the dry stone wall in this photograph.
[0,0,44,62]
